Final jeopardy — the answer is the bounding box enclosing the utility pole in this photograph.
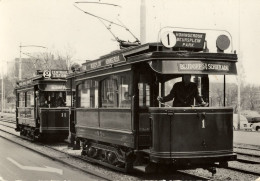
[1,65,4,114]
[19,43,22,80]
[237,0,241,130]
[140,0,146,44]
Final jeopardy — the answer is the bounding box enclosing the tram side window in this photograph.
[101,73,131,108]
[26,91,34,107]
[78,80,98,108]
[208,75,222,107]
[138,74,152,107]
[66,91,75,107]
[119,74,131,108]
[138,83,150,107]
[101,76,118,108]
[18,92,25,107]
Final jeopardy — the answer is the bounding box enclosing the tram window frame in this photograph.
[208,74,237,108]
[138,74,152,108]
[118,73,131,108]
[77,80,99,108]
[18,92,25,107]
[101,73,131,108]
[26,90,34,107]
[162,74,209,107]
[47,91,66,108]
[209,75,225,107]
[66,91,75,107]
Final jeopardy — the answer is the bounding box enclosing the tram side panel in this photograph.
[99,109,133,147]
[76,108,134,148]
[76,109,99,140]
[17,107,36,128]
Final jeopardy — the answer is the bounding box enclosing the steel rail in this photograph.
[0,128,112,181]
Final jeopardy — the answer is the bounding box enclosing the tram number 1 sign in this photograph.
[161,31,177,48]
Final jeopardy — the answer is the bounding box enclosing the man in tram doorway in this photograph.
[56,92,66,107]
[157,74,207,107]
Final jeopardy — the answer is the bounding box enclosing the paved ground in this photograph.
[234,131,260,146]
[0,137,100,181]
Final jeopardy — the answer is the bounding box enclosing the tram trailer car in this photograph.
[15,70,70,141]
[72,29,237,174]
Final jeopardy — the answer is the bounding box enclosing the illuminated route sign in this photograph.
[173,31,206,49]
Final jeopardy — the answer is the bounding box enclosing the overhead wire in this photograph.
[73,1,141,45]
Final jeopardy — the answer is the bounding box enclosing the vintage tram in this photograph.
[15,70,70,141]
[71,28,237,174]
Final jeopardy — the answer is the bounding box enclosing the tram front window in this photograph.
[160,74,237,108]
[39,91,66,107]
[160,75,207,107]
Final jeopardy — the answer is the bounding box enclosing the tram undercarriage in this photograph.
[80,138,135,172]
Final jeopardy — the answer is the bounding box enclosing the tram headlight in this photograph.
[216,34,230,51]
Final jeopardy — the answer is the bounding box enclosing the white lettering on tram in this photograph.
[105,56,120,65]
[176,33,203,39]
[179,63,207,70]
[175,32,203,47]
[208,64,229,71]
[179,63,230,72]
[90,61,102,69]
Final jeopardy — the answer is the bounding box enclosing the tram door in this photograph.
[136,65,158,149]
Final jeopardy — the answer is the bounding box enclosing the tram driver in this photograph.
[157,74,207,107]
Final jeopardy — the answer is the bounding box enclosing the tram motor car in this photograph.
[71,28,237,175]
[15,70,70,141]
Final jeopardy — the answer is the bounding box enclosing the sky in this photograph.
[0,0,260,85]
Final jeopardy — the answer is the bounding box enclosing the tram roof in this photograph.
[67,42,237,79]
[15,70,68,90]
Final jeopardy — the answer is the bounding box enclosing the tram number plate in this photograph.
[202,119,205,128]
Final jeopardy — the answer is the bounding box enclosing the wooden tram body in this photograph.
[71,29,237,173]
[15,70,70,141]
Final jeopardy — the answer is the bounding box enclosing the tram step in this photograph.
[133,163,157,173]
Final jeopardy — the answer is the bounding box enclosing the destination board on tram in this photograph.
[178,62,231,72]
[43,70,68,79]
[173,31,206,49]
[51,70,68,78]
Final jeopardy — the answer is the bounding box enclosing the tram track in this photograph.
[224,165,260,177]
[234,146,260,152]
[1,117,260,180]
[0,122,214,180]
[174,170,211,180]
[0,126,113,181]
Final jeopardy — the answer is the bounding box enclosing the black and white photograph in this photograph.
[1,0,260,180]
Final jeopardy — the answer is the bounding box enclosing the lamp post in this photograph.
[19,43,47,80]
